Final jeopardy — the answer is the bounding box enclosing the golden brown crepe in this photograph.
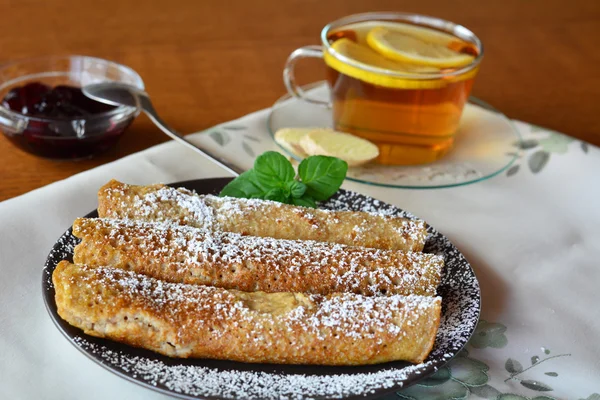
[53,261,442,365]
[72,217,443,296]
[97,179,427,251]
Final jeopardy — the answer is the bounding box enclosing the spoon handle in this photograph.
[138,95,243,177]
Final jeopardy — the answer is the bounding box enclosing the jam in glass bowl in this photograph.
[0,56,144,159]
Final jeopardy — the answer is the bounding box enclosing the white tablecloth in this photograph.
[0,105,598,400]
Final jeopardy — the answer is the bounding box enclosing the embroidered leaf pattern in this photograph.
[528,151,550,173]
[243,134,260,142]
[581,142,589,153]
[470,384,501,399]
[417,366,450,386]
[242,141,255,157]
[222,125,246,131]
[544,372,558,377]
[531,356,540,365]
[470,320,508,348]
[505,358,523,374]
[539,133,573,154]
[514,139,538,150]
[209,130,230,146]
[520,380,553,392]
[579,394,600,400]
[506,165,520,177]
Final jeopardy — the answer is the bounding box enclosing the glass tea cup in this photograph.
[283,12,484,165]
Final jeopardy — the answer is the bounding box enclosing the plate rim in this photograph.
[267,80,522,190]
[42,177,481,399]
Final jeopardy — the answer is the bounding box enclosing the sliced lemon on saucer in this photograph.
[299,128,380,167]
[366,26,475,68]
[324,38,446,89]
[274,127,312,158]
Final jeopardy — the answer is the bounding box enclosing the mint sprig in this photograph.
[220,151,348,207]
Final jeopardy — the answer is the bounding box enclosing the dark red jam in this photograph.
[1,82,133,159]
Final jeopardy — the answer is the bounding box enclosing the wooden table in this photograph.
[1,0,598,201]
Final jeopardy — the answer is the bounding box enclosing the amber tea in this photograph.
[284,13,483,165]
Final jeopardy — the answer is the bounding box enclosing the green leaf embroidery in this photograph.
[242,141,255,157]
[208,130,230,146]
[539,133,573,154]
[544,348,551,355]
[222,125,246,131]
[397,378,468,399]
[470,320,508,349]
[520,380,553,392]
[254,151,295,189]
[298,156,348,201]
[544,372,558,377]
[506,164,520,177]
[531,356,540,365]
[450,356,489,386]
[514,139,538,150]
[581,142,589,153]
[417,366,450,387]
[505,358,524,374]
[579,394,600,400]
[470,384,501,399]
[244,134,260,142]
[219,170,264,198]
[528,151,550,173]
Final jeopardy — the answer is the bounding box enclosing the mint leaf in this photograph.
[264,187,288,203]
[220,152,346,206]
[298,156,348,201]
[286,180,307,198]
[254,151,295,189]
[292,195,316,208]
[219,171,265,198]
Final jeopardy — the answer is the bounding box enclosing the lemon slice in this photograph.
[366,26,475,68]
[324,38,446,89]
[330,21,460,47]
[274,128,311,158]
[299,129,379,167]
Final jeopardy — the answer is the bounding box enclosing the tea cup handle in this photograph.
[283,45,331,107]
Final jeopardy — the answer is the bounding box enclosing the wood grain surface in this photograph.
[1,0,598,201]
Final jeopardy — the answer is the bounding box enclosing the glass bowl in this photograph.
[0,55,144,159]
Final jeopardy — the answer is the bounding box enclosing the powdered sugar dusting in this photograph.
[77,218,442,296]
[44,182,480,399]
[130,187,218,229]
[73,335,434,399]
[102,182,427,252]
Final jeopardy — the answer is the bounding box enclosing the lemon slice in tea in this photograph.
[366,26,475,68]
[324,38,446,89]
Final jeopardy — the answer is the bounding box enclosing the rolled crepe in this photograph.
[97,179,427,252]
[73,218,442,296]
[53,261,441,365]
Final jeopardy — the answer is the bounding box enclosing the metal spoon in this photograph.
[83,82,243,176]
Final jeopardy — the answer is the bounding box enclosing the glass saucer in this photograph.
[267,81,521,189]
